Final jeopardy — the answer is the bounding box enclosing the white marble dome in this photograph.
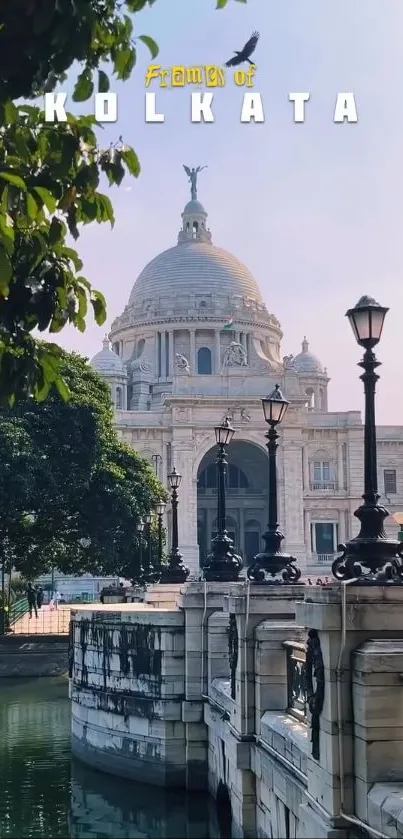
[127,240,264,309]
[292,337,323,374]
[91,337,126,375]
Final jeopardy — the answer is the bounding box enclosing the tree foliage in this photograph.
[0,0,245,404]
[0,350,166,581]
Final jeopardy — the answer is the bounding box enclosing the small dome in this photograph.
[183,199,206,214]
[292,337,323,374]
[91,336,126,376]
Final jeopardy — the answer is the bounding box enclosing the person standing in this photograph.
[54,590,61,610]
[36,587,44,610]
[26,583,38,619]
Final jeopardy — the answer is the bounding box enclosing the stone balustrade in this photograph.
[70,584,403,839]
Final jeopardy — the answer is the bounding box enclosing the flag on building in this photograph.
[222,315,235,330]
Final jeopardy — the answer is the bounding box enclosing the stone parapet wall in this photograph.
[70,583,403,838]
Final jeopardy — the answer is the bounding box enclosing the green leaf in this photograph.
[121,148,140,177]
[138,35,159,60]
[48,217,65,246]
[0,246,12,294]
[98,70,110,93]
[113,48,136,80]
[91,291,107,326]
[33,187,57,213]
[0,172,26,191]
[73,70,94,102]
[26,192,38,220]
[54,375,71,401]
[216,0,228,7]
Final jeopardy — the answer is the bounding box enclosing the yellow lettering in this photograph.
[234,70,246,86]
[159,69,169,87]
[171,66,185,86]
[205,65,225,87]
[144,64,161,87]
[186,67,202,85]
[245,65,256,87]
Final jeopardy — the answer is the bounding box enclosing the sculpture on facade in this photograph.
[221,341,248,369]
[183,164,207,201]
[175,353,190,374]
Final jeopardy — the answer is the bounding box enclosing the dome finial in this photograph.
[302,336,309,353]
[183,164,207,201]
[102,334,109,350]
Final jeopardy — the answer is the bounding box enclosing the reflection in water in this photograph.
[0,678,222,839]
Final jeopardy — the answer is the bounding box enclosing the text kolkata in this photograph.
[43,92,359,124]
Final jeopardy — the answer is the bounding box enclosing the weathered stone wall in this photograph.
[70,607,188,787]
[71,583,403,839]
[0,634,68,677]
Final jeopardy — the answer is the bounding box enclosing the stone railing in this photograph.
[309,481,338,491]
[283,640,307,719]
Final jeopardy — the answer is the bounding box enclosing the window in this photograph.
[310,522,338,556]
[198,463,249,491]
[311,461,334,489]
[115,387,122,409]
[197,347,212,374]
[384,469,397,494]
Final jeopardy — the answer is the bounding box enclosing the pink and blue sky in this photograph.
[55,0,403,424]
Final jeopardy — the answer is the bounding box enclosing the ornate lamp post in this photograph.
[156,500,166,566]
[332,296,403,582]
[203,417,243,582]
[248,384,302,584]
[159,468,190,583]
[136,518,145,584]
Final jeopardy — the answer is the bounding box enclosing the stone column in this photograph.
[280,437,306,563]
[155,331,160,378]
[171,442,199,577]
[215,331,221,373]
[189,330,196,373]
[169,330,174,377]
[337,441,344,491]
[302,445,310,491]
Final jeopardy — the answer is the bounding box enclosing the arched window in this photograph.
[197,347,212,374]
[305,387,314,410]
[116,387,123,409]
[197,463,249,491]
[192,221,198,238]
[186,221,190,232]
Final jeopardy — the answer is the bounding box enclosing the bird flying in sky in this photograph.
[225,31,259,67]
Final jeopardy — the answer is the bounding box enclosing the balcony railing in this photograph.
[309,481,338,491]
[312,553,335,564]
[284,641,307,718]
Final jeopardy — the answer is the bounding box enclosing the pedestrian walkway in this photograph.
[11,604,72,635]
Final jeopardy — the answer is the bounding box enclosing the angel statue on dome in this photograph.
[183,164,207,201]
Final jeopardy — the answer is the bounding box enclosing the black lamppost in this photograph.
[332,296,403,582]
[248,384,302,584]
[159,468,190,583]
[136,518,145,584]
[156,500,166,566]
[203,418,243,582]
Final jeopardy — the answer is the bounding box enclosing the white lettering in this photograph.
[240,92,264,123]
[145,92,164,123]
[94,93,118,123]
[191,92,214,123]
[44,93,67,123]
[289,92,310,123]
[334,92,358,123]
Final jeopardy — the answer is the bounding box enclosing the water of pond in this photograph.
[0,677,224,838]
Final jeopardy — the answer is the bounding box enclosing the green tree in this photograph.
[0,0,244,405]
[0,349,166,581]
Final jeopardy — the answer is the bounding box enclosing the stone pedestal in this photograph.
[296,584,403,836]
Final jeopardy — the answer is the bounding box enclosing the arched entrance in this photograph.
[197,440,269,568]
